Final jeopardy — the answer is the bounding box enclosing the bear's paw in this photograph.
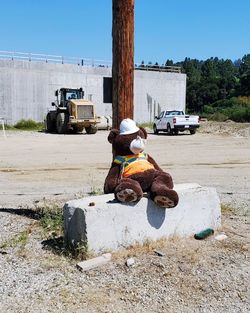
[154,195,175,208]
[116,188,138,203]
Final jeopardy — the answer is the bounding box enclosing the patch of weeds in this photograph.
[36,200,92,260]
[42,236,91,260]
[0,229,31,249]
[4,124,16,130]
[35,202,63,235]
[71,241,91,260]
[88,186,103,196]
[14,119,44,131]
[138,122,153,129]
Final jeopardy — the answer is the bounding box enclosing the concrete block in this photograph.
[64,183,221,253]
[77,253,112,271]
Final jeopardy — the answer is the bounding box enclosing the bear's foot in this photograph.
[154,195,176,208]
[116,188,138,203]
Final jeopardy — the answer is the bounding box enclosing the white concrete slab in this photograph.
[64,183,221,253]
[77,253,112,271]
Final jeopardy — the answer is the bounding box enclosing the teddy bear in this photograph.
[104,118,179,208]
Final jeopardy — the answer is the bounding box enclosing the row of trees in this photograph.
[140,54,250,121]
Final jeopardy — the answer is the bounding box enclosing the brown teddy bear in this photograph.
[104,118,179,208]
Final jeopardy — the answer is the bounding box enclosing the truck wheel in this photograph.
[167,124,173,135]
[190,129,196,135]
[56,112,69,134]
[153,124,158,134]
[85,124,98,134]
[46,113,55,133]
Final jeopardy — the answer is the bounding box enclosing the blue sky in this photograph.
[0,0,249,64]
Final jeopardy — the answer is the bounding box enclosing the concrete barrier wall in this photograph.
[64,184,221,253]
[0,60,186,124]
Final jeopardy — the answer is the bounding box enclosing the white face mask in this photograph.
[129,136,147,154]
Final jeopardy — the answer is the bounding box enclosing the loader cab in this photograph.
[56,88,84,107]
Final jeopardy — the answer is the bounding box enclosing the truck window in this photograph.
[165,111,184,116]
[159,112,164,119]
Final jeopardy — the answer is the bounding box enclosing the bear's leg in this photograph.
[150,172,179,208]
[115,178,143,203]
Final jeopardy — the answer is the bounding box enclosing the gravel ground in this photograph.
[0,121,249,313]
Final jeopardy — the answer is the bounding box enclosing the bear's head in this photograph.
[108,118,148,156]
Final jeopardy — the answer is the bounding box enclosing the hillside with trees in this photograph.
[141,54,250,122]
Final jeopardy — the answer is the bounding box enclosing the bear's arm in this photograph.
[104,163,120,194]
[147,154,163,171]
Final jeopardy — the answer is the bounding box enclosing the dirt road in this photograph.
[1,123,249,209]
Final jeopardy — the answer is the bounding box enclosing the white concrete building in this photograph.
[0,58,186,125]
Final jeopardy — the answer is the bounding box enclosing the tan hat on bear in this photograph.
[119,118,139,135]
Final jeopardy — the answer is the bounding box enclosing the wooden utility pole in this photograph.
[112,0,134,129]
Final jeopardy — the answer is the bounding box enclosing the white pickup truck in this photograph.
[153,110,200,135]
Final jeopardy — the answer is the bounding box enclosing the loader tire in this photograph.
[85,124,98,134]
[56,112,69,134]
[46,113,56,133]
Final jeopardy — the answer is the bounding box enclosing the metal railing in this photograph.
[0,50,112,68]
[135,64,181,73]
[0,50,182,73]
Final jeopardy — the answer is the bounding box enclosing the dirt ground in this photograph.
[0,121,249,313]
[1,121,250,209]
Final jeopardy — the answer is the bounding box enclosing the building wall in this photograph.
[0,60,186,124]
[134,70,186,123]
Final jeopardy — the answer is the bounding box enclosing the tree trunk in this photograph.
[112,0,134,129]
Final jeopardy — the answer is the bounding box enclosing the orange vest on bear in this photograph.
[114,153,155,178]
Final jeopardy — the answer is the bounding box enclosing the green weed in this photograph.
[0,229,30,249]
[14,119,44,131]
[35,202,63,235]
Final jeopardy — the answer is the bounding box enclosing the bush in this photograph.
[227,106,250,122]
[203,105,214,114]
[14,119,44,130]
[208,112,228,122]
[203,97,250,122]
[209,97,242,109]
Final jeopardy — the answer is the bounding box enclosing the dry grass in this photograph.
[221,202,250,216]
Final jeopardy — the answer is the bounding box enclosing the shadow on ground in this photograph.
[41,236,66,255]
[0,207,40,220]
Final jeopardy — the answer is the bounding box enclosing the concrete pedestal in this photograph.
[64,183,221,253]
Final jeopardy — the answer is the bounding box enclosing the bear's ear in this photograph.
[107,129,119,143]
[139,127,148,139]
